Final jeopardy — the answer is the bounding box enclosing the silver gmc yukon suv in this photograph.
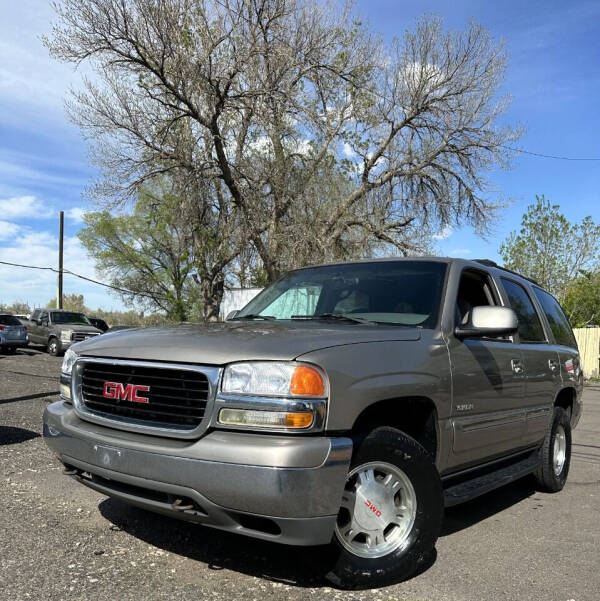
[43,258,583,588]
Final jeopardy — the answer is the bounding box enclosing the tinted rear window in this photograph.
[501,279,546,342]
[0,314,22,326]
[533,287,577,348]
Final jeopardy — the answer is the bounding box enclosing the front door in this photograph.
[28,310,45,344]
[447,269,526,471]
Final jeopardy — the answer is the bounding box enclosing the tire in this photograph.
[47,337,61,356]
[5,346,16,354]
[533,406,571,492]
[324,427,443,589]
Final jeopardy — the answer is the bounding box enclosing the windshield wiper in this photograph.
[231,314,276,321]
[291,313,376,325]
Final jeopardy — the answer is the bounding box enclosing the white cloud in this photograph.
[0,3,82,118]
[450,248,473,256]
[0,229,125,310]
[0,195,51,219]
[66,207,86,223]
[342,142,356,158]
[0,221,20,241]
[432,225,453,240]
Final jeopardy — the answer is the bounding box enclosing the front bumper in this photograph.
[43,401,352,546]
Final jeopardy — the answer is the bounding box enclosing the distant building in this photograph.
[220,287,263,320]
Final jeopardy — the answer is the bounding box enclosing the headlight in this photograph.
[61,348,78,375]
[60,329,73,342]
[221,362,325,397]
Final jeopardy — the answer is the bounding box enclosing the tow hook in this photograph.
[171,498,195,511]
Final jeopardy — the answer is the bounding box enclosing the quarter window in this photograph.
[501,279,546,342]
[533,287,577,348]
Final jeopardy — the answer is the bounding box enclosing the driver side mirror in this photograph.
[226,310,240,321]
[455,306,518,339]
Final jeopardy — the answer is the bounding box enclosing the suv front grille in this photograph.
[72,332,100,342]
[79,362,210,428]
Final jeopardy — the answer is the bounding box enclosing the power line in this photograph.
[0,260,168,301]
[501,145,600,161]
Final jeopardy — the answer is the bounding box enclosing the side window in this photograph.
[40,311,49,323]
[501,279,546,342]
[455,270,497,326]
[533,287,577,348]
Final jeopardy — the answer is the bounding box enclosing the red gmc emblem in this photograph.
[103,381,150,403]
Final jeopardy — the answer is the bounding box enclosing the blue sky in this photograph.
[0,0,598,310]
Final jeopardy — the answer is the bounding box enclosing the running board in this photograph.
[443,453,540,507]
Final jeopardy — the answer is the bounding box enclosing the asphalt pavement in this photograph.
[1,348,598,600]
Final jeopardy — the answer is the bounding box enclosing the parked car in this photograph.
[0,313,28,353]
[43,258,582,588]
[88,317,109,332]
[25,309,102,356]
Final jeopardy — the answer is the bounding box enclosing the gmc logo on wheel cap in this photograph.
[103,381,150,403]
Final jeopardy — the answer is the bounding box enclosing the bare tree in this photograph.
[46,0,520,288]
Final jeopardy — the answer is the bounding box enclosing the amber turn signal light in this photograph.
[290,366,325,396]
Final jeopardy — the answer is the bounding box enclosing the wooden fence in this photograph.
[574,327,600,379]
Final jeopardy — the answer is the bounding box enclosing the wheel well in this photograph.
[351,397,438,461]
[555,387,575,418]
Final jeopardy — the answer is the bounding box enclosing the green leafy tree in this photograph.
[79,184,200,321]
[562,271,600,327]
[47,293,87,312]
[0,301,31,315]
[499,196,600,298]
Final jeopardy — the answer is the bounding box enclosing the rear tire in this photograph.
[533,406,571,492]
[325,427,443,589]
[47,337,61,357]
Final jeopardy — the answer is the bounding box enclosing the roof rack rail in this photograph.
[473,259,540,286]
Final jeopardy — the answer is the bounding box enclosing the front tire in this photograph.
[47,337,61,356]
[533,406,571,492]
[325,427,443,589]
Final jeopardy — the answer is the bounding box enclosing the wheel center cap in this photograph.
[354,482,394,531]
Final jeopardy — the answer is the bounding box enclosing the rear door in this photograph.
[532,286,582,398]
[447,268,526,470]
[498,278,560,446]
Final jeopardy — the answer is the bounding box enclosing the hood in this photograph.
[74,320,421,365]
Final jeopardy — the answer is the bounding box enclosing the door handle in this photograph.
[548,359,559,373]
[511,359,524,375]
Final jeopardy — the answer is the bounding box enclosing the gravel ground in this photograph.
[1,348,598,600]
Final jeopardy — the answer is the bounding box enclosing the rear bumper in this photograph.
[43,401,352,546]
[0,336,28,347]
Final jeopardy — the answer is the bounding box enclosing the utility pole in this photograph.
[58,210,64,309]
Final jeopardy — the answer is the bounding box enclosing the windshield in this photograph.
[51,312,92,325]
[237,260,447,327]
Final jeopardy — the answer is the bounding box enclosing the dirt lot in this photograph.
[1,348,598,601]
